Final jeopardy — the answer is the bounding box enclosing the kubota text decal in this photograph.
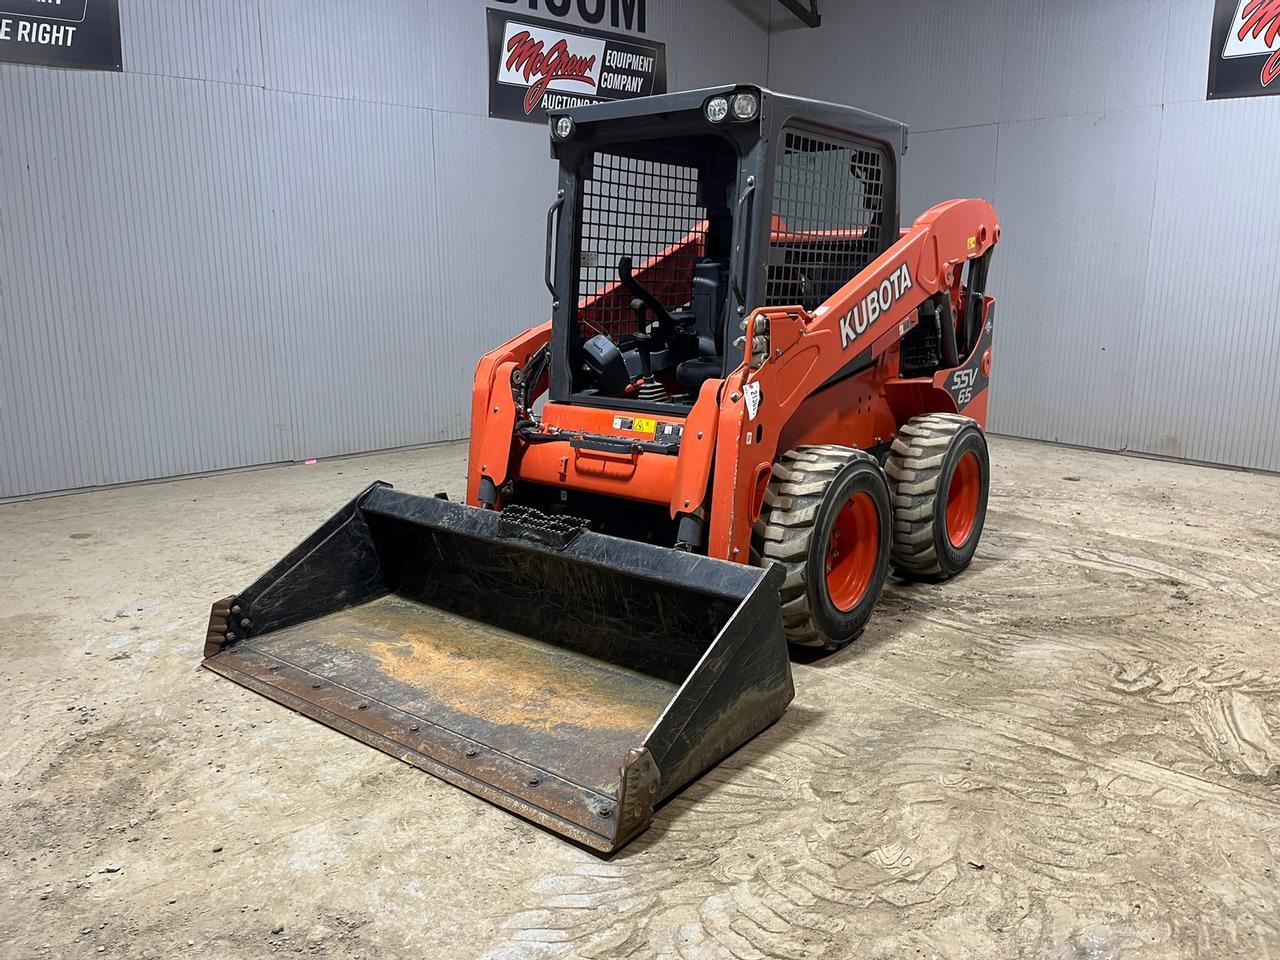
[1208,0,1280,99]
[487,9,666,124]
[839,262,913,350]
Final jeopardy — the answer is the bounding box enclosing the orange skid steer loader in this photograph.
[203,86,1000,853]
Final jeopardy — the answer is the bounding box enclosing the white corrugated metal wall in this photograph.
[0,0,771,498]
[770,0,1280,473]
[5,1,1278,499]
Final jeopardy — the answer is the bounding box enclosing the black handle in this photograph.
[935,294,960,368]
[961,247,992,357]
[618,257,675,328]
[545,194,565,301]
[569,433,681,456]
[730,177,757,308]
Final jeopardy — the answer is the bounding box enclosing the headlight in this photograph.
[553,116,574,139]
[731,92,759,121]
[705,96,729,123]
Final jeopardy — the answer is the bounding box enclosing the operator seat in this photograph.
[675,259,728,393]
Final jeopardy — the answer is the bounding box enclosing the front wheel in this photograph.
[886,414,990,580]
[754,446,892,651]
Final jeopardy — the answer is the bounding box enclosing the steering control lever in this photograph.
[618,257,675,330]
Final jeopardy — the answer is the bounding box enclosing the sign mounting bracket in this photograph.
[776,0,820,29]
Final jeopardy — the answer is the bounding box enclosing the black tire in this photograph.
[885,414,990,580]
[753,445,892,650]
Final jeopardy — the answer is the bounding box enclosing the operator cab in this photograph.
[561,130,739,405]
[545,86,905,413]
[545,88,763,410]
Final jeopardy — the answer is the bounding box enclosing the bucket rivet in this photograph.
[409,724,420,733]
[311,683,322,689]
[683,499,690,507]
[357,703,368,711]
[230,605,241,615]
[596,806,613,818]
[465,748,479,758]
[527,776,540,786]
[267,664,279,671]
[225,632,235,642]
[240,618,251,628]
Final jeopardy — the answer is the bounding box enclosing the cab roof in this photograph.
[548,84,909,156]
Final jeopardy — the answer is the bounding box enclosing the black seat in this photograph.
[676,259,728,393]
[675,356,722,392]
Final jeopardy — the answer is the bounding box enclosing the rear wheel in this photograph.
[754,446,892,650]
[886,414,990,580]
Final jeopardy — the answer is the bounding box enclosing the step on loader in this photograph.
[204,86,1000,853]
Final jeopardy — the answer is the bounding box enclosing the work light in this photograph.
[705,96,729,123]
[553,116,574,139]
[731,91,759,120]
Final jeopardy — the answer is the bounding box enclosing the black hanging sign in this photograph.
[1208,0,1280,99]
[487,8,666,123]
[0,0,121,72]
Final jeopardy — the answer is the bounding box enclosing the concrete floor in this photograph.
[3,437,1279,959]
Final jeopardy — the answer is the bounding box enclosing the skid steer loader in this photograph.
[204,86,1000,853]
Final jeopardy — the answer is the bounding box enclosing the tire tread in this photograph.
[885,414,980,577]
[753,445,880,648]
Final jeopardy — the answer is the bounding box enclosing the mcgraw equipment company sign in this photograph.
[0,0,121,71]
[487,8,667,123]
[1208,0,1280,99]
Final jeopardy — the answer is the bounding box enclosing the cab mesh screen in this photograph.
[766,131,885,311]
[577,152,706,340]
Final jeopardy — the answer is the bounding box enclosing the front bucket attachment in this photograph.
[203,484,792,852]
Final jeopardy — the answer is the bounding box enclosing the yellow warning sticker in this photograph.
[632,417,657,435]
[966,235,977,250]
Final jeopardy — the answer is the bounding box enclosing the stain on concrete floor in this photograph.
[2,438,1278,958]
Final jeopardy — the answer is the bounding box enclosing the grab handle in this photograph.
[545,192,565,301]
[730,177,757,308]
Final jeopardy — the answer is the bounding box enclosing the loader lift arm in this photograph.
[468,320,552,506]
[706,198,1000,560]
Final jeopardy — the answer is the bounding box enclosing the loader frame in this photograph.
[468,85,1000,566]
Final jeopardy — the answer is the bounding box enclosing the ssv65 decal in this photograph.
[839,262,913,350]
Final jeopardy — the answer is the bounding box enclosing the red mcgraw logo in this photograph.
[504,30,598,114]
[1238,0,1280,85]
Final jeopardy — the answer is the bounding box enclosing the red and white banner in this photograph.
[1208,0,1280,98]
[487,10,666,123]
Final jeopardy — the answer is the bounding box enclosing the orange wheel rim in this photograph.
[825,491,880,612]
[946,451,981,548]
